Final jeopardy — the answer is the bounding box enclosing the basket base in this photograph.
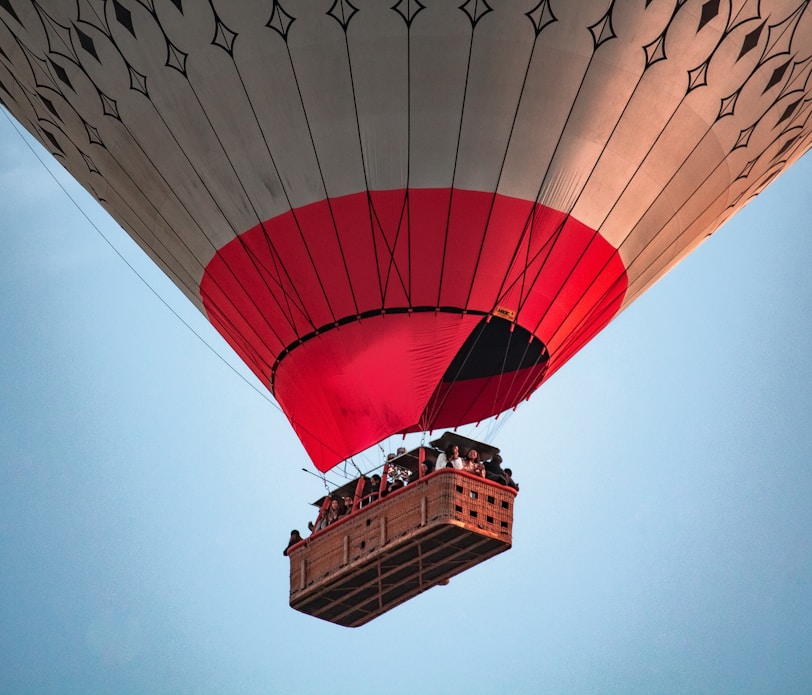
[290,520,510,627]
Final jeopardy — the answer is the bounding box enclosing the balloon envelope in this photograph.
[1,1,810,469]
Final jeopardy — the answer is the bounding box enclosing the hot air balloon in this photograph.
[2,0,811,623]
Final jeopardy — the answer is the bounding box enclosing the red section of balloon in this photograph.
[201,189,628,471]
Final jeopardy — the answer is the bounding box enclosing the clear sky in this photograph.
[1,108,811,695]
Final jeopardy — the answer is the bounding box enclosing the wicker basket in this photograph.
[287,469,516,627]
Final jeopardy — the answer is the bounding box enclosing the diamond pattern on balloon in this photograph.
[39,94,59,118]
[687,60,709,92]
[41,127,65,155]
[762,4,807,64]
[50,60,74,90]
[719,89,740,118]
[738,21,765,61]
[0,0,20,23]
[75,25,99,62]
[698,0,720,32]
[328,0,359,30]
[776,95,803,124]
[461,0,492,26]
[77,0,110,35]
[644,34,667,69]
[774,132,800,158]
[267,2,294,39]
[128,63,148,96]
[165,39,188,76]
[764,59,791,93]
[39,8,82,67]
[393,0,425,27]
[113,0,135,38]
[81,151,100,175]
[98,89,120,119]
[83,119,103,146]
[782,55,812,97]
[213,16,238,55]
[733,123,756,149]
[589,10,616,50]
[526,0,556,36]
[735,157,757,180]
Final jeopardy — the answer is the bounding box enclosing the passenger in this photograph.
[314,495,344,531]
[462,449,485,477]
[342,494,355,516]
[483,453,508,485]
[408,460,428,483]
[434,443,463,471]
[387,478,405,494]
[503,466,519,492]
[362,474,382,506]
[283,529,303,556]
[326,496,344,525]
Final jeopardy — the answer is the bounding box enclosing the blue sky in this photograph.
[1,108,811,695]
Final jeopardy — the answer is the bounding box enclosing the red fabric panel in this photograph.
[274,313,483,470]
[201,188,628,471]
[410,362,551,432]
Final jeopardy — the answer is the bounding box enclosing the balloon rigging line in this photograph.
[299,467,342,492]
[233,34,350,336]
[103,5,318,359]
[1,108,281,409]
[1,58,363,466]
[405,25,414,304]
[526,2,808,356]
[200,29,329,338]
[417,11,544,429]
[151,55,306,349]
[448,13,621,409]
[49,0,294,369]
[219,44,334,337]
[459,13,540,317]
[341,19,414,307]
[544,7,812,366]
[58,0,390,406]
[495,34,604,330]
[339,17,387,309]
[523,7,706,348]
[484,8,671,396]
[281,32,361,321]
[101,92,286,374]
[434,10,478,310]
[412,8,560,427]
[417,29,556,429]
[15,83,356,465]
[20,48,210,311]
[491,6,646,343]
[349,458,364,478]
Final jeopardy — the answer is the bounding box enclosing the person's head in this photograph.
[329,497,340,512]
[445,443,459,458]
[371,474,381,485]
[466,449,479,462]
[342,495,353,510]
[504,467,512,476]
[290,529,301,540]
